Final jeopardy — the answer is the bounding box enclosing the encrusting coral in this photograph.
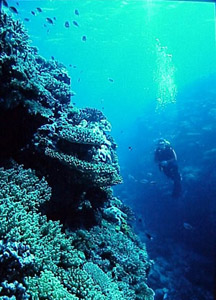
[0,10,154,300]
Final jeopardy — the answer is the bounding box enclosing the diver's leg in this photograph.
[172,178,181,198]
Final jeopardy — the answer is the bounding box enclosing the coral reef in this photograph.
[0,11,154,300]
[69,221,154,300]
[0,14,71,111]
[0,165,153,299]
[0,13,121,189]
[0,11,122,230]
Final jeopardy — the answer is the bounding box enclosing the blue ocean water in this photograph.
[5,0,216,299]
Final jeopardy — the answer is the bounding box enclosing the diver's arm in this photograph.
[161,148,177,166]
[168,148,177,162]
[158,148,177,169]
[173,149,177,161]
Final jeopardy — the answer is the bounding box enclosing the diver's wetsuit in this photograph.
[155,145,181,198]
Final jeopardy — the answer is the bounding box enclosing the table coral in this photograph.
[33,107,122,187]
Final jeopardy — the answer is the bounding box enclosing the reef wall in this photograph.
[0,12,154,299]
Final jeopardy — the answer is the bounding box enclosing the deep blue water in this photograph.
[5,0,216,299]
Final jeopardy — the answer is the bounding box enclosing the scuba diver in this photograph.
[154,138,182,198]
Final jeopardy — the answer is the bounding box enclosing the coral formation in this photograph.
[69,221,154,300]
[0,11,154,300]
[33,106,122,187]
[0,14,71,112]
[0,240,34,299]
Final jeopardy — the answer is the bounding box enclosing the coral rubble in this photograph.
[0,12,154,299]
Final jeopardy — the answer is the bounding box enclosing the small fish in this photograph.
[128,146,132,151]
[163,293,168,300]
[140,179,148,184]
[75,9,79,15]
[128,174,136,181]
[78,78,81,82]
[73,65,77,68]
[36,7,42,13]
[150,181,156,184]
[24,18,30,22]
[16,2,19,6]
[3,0,8,8]
[51,56,55,60]
[108,78,114,82]
[9,6,18,14]
[183,222,194,231]
[145,232,154,240]
[53,17,56,21]
[65,21,70,28]
[186,132,201,136]
[69,64,72,67]
[46,17,54,24]
[73,20,79,27]
[82,35,87,41]
[31,11,35,16]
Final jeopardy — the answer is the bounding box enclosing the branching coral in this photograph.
[0,240,34,299]
[0,164,51,211]
[26,270,78,300]
[68,216,154,300]
[0,165,137,300]
[83,262,124,299]
[0,165,118,299]
[0,165,79,273]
